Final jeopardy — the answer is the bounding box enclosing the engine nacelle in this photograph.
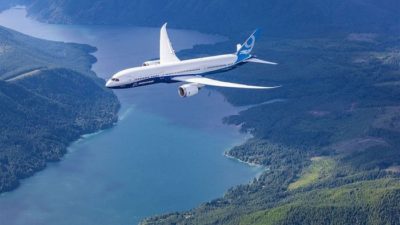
[178,84,200,97]
[142,59,160,66]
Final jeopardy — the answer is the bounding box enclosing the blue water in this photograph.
[0,8,261,225]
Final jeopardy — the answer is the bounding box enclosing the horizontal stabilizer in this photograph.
[246,58,278,65]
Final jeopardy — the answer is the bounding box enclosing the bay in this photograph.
[0,7,261,225]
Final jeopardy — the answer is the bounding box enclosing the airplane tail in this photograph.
[236,29,260,58]
[235,29,277,65]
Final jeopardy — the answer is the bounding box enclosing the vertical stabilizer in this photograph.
[236,29,261,63]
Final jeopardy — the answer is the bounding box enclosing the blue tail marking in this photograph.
[236,29,261,63]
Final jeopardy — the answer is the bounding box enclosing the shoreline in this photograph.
[0,120,118,196]
[223,151,263,168]
[0,9,121,193]
[0,7,264,224]
[0,114,119,195]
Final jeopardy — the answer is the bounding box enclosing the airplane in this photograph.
[105,23,279,97]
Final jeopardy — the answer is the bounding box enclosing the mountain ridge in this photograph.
[0,1,399,224]
[0,25,119,193]
[20,0,400,37]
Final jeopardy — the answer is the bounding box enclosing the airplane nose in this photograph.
[106,80,112,88]
[105,80,112,88]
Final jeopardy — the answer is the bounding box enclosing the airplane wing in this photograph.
[160,23,180,64]
[172,76,280,89]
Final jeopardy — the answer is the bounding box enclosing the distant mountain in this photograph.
[22,0,400,36]
[1,1,399,224]
[0,26,119,192]
[0,1,18,11]
[0,25,96,80]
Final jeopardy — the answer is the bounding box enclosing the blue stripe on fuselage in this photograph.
[108,62,246,89]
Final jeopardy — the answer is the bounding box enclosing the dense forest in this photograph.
[0,26,119,192]
[21,0,400,37]
[141,33,400,225]
[1,0,400,224]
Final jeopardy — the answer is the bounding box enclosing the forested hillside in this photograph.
[20,0,400,37]
[142,33,400,225]
[0,26,119,192]
[0,0,399,224]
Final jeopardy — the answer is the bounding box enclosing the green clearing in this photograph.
[241,178,400,225]
[288,157,335,190]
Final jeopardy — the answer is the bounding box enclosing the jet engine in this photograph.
[178,84,201,97]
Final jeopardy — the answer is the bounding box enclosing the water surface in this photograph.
[0,8,261,225]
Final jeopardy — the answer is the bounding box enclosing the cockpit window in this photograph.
[111,78,120,82]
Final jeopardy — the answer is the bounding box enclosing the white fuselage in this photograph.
[105,54,239,88]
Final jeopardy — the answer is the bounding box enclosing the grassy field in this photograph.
[288,157,335,190]
[241,178,400,225]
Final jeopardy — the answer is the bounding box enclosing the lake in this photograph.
[0,8,262,225]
